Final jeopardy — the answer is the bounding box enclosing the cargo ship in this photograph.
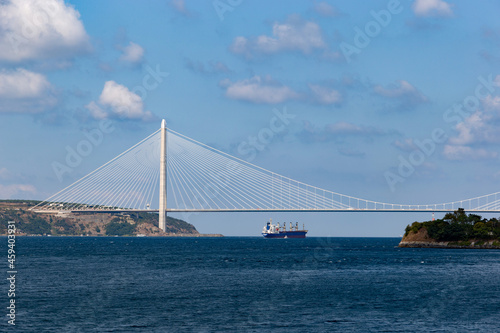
[262,219,307,238]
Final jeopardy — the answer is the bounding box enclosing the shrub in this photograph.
[105,221,136,236]
[19,218,51,235]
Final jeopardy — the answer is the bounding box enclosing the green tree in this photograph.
[468,214,482,224]
[19,218,51,235]
[473,222,491,239]
[105,221,136,236]
[443,208,467,224]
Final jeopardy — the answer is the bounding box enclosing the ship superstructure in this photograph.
[262,219,307,238]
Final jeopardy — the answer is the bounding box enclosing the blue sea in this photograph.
[1,237,499,332]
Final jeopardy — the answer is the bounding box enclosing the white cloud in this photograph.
[0,0,91,63]
[230,16,326,58]
[0,68,51,98]
[483,94,500,110]
[412,0,453,17]
[449,96,500,146]
[444,94,500,160]
[299,120,390,144]
[185,58,231,75]
[222,77,347,106]
[0,167,36,198]
[443,145,497,161]
[393,138,417,152]
[374,80,427,109]
[86,81,154,121]
[85,101,107,120]
[211,61,230,73]
[313,2,340,17]
[449,112,484,145]
[119,42,144,64]
[309,84,342,105]
[325,122,386,136]
[0,167,12,180]
[169,0,190,16]
[0,68,57,113]
[326,122,364,135]
[374,80,423,99]
[221,76,298,104]
[0,184,36,199]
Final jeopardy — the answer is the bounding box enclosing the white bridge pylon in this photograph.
[32,121,500,214]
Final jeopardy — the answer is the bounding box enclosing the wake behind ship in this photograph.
[262,219,307,238]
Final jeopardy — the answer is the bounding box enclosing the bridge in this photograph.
[31,120,500,231]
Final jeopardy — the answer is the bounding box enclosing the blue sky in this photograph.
[1,0,500,236]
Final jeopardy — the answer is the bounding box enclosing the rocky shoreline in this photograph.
[399,240,500,249]
[398,227,500,249]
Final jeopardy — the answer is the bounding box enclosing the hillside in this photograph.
[0,200,221,237]
[399,209,500,249]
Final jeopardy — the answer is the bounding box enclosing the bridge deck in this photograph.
[32,209,500,214]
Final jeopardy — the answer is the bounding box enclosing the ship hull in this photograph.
[262,231,307,238]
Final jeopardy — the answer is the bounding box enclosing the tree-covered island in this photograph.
[400,208,500,248]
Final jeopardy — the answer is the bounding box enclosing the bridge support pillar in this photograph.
[159,119,167,231]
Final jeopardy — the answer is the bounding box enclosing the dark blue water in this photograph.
[1,237,499,332]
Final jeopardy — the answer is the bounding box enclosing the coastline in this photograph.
[399,240,500,249]
[0,233,224,237]
[0,200,221,237]
[398,225,500,249]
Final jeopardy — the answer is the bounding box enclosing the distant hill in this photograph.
[399,208,500,249]
[0,200,221,237]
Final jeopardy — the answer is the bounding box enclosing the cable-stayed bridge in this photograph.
[32,120,500,231]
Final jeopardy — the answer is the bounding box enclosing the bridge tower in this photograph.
[159,119,167,231]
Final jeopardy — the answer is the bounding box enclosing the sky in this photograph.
[1,0,500,236]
